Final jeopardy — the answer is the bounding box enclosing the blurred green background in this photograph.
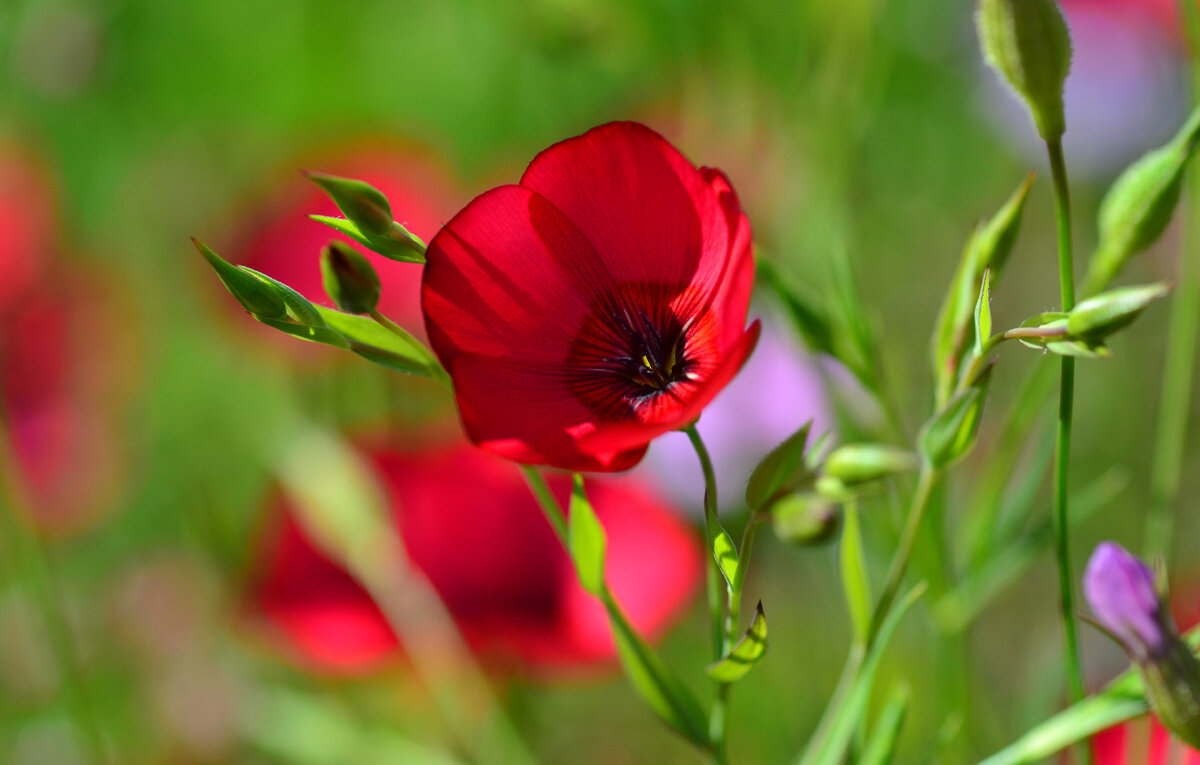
[0,0,1193,762]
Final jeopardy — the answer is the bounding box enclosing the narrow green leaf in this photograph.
[567,475,606,596]
[978,694,1147,765]
[602,593,710,747]
[746,421,814,509]
[974,267,992,358]
[193,238,287,319]
[760,259,836,358]
[839,502,872,645]
[972,171,1035,279]
[798,583,927,765]
[859,685,910,765]
[706,602,768,682]
[708,515,739,589]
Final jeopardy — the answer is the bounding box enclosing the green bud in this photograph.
[1066,283,1170,341]
[976,0,1072,140]
[320,241,382,314]
[1084,106,1200,295]
[305,171,395,238]
[919,362,995,470]
[823,444,919,487]
[770,494,841,546]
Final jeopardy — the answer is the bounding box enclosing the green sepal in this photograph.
[976,0,1072,140]
[320,241,381,314]
[974,266,992,358]
[705,602,768,683]
[745,421,814,510]
[567,475,606,596]
[1084,105,1200,295]
[919,362,995,469]
[602,593,710,747]
[310,214,427,263]
[707,515,739,589]
[822,444,919,487]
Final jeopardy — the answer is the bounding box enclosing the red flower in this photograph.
[230,142,464,349]
[421,122,759,472]
[1093,716,1200,764]
[0,144,54,313]
[250,442,702,673]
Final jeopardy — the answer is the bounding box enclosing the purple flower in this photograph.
[1083,541,1166,661]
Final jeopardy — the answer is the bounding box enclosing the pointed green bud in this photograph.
[919,362,995,469]
[976,0,1072,140]
[1084,106,1200,295]
[770,494,841,546]
[305,171,395,238]
[823,444,919,487]
[1066,283,1170,341]
[320,241,382,314]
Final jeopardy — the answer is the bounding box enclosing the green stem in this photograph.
[519,466,568,543]
[683,424,735,762]
[869,465,938,646]
[1045,138,1086,714]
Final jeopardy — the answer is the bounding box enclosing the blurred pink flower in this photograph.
[636,317,831,511]
[224,141,468,354]
[0,144,54,312]
[249,441,702,674]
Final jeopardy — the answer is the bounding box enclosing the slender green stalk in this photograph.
[1045,138,1086,711]
[519,466,568,543]
[683,424,733,761]
[1144,0,1200,565]
[869,464,938,646]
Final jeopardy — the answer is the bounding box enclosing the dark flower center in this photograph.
[565,284,716,421]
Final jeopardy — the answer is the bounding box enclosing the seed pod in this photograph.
[320,241,382,314]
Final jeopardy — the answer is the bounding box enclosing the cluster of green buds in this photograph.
[744,422,918,546]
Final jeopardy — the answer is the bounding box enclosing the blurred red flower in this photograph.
[229,141,466,349]
[0,147,130,533]
[422,121,759,472]
[250,442,702,673]
[1093,716,1200,764]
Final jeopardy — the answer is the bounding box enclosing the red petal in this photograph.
[519,122,731,303]
[449,353,649,472]
[702,167,756,346]
[423,184,624,363]
[579,320,762,455]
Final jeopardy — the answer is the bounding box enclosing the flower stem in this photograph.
[683,424,738,761]
[519,466,568,543]
[1045,137,1087,714]
[869,464,938,646]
